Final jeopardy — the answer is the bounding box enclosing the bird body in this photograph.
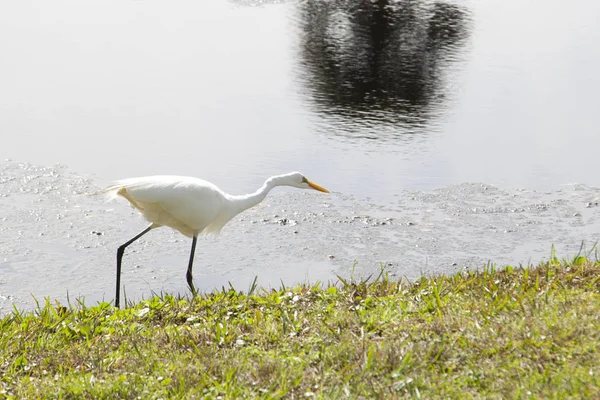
[102,172,329,307]
[104,175,230,238]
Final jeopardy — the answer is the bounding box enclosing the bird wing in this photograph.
[108,176,227,236]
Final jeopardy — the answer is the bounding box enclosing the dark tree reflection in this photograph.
[296,0,471,131]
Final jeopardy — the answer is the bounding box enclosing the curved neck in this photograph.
[226,178,277,218]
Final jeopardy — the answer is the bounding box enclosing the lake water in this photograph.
[1,0,600,312]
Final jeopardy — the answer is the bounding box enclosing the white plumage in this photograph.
[104,176,230,238]
[101,172,329,308]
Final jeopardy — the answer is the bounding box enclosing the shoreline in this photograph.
[2,256,599,398]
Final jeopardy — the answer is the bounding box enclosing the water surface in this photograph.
[1,0,599,196]
[1,0,599,311]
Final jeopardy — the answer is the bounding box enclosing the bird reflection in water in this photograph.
[295,0,472,137]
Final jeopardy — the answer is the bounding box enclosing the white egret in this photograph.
[101,172,329,308]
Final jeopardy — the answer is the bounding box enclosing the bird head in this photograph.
[280,172,329,193]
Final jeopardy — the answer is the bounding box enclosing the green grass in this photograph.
[1,255,599,399]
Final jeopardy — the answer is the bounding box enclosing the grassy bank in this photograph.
[1,256,599,399]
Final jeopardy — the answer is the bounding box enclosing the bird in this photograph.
[100,172,329,308]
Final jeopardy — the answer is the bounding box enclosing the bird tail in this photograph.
[88,184,124,201]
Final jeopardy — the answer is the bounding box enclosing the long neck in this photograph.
[226,178,277,218]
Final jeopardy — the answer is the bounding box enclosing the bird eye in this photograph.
[301,177,308,183]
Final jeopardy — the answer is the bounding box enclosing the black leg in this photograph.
[186,236,198,296]
[116,224,154,308]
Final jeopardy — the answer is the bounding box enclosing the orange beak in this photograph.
[307,179,329,193]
